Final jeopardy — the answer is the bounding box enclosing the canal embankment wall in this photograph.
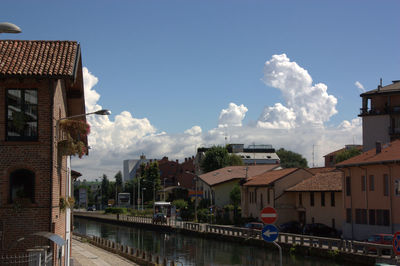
[73,211,398,266]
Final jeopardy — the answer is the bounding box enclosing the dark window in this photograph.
[376,209,390,226]
[331,192,335,207]
[10,169,35,203]
[311,217,315,223]
[346,176,351,196]
[260,193,263,209]
[361,176,366,192]
[369,209,375,225]
[249,192,252,203]
[383,210,390,226]
[310,192,314,206]
[267,189,270,204]
[332,218,335,229]
[6,89,38,141]
[383,174,389,196]
[299,193,303,206]
[355,209,367,224]
[321,192,325,207]
[369,175,374,191]
[346,208,352,223]
[329,156,333,162]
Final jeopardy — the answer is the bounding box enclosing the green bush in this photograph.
[104,207,128,214]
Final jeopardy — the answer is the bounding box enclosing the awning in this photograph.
[32,232,65,246]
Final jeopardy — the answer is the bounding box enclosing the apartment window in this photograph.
[260,193,263,209]
[249,192,252,203]
[346,176,351,196]
[9,169,35,203]
[330,192,335,207]
[332,218,335,229]
[346,208,352,223]
[361,176,366,192]
[311,217,315,224]
[267,189,270,204]
[6,89,38,140]
[355,209,367,224]
[321,192,325,207]
[299,193,303,206]
[369,175,374,191]
[376,210,390,226]
[310,192,314,206]
[254,190,257,204]
[369,209,375,225]
[383,174,389,196]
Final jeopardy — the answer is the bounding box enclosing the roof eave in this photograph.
[336,159,400,168]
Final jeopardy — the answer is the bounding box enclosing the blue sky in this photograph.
[3,1,399,179]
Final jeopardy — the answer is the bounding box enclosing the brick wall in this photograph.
[0,78,69,265]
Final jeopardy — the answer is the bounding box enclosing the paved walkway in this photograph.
[71,237,137,266]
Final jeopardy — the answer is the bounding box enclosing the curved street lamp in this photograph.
[0,22,22,34]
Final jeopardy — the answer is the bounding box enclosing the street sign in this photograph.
[260,207,277,224]
[261,224,279,242]
[393,231,400,255]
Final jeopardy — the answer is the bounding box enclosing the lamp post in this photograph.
[0,22,21,34]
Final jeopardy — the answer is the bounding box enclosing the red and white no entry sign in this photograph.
[260,207,277,224]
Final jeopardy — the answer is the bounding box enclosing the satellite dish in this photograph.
[0,22,22,33]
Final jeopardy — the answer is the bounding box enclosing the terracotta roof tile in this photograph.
[0,40,79,77]
[286,171,342,192]
[306,167,335,175]
[243,168,298,186]
[198,165,279,186]
[336,140,400,167]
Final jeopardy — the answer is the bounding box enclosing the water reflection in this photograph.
[74,217,350,266]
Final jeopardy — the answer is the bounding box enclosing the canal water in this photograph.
[74,217,354,266]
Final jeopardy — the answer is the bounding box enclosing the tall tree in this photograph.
[335,147,362,164]
[142,162,161,202]
[229,184,241,207]
[114,171,123,201]
[276,148,308,168]
[101,174,110,207]
[200,146,243,173]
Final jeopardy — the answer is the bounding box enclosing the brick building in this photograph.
[0,40,86,265]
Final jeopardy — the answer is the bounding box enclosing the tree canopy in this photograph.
[276,148,308,168]
[200,146,244,173]
[335,148,362,164]
[229,184,241,207]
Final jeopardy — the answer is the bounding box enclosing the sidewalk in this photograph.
[71,237,138,266]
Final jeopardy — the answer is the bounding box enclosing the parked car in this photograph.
[278,221,302,234]
[87,206,96,211]
[152,213,167,224]
[302,223,340,238]
[366,234,393,254]
[244,222,264,231]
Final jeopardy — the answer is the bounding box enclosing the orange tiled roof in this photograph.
[286,171,342,192]
[306,167,335,175]
[243,168,298,186]
[336,140,400,167]
[199,165,279,187]
[0,40,79,77]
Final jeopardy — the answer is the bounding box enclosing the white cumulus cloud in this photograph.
[218,103,248,127]
[73,56,362,180]
[261,54,338,126]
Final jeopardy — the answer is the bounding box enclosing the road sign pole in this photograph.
[272,241,282,266]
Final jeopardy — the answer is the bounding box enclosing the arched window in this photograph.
[9,169,35,203]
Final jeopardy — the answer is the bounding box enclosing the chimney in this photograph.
[185,158,187,162]
[176,159,178,163]
[376,141,382,154]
